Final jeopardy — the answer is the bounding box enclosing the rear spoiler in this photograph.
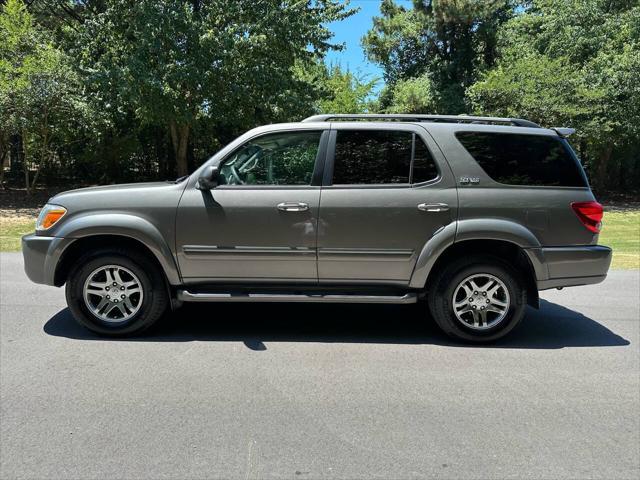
[552,127,576,138]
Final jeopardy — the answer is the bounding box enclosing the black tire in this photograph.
[427,255,527,343]
[65,249,169,337]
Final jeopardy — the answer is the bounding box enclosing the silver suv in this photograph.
[22,114,612,342]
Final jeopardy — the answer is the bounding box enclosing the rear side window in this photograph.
[455,132,587,187]
[332,130,438,185]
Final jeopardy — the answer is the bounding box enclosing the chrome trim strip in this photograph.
[318,248,414,262]
[183,245,315,256]
[319,248,413,256]
[177,290,418,304]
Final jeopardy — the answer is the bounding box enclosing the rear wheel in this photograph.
[428,255,527,342]
[65,250,168,336]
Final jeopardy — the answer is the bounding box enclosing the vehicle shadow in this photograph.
[43,299,630,349]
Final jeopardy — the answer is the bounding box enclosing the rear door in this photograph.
[317,123,458,285]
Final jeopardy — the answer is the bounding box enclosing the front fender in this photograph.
[54,213,181,285]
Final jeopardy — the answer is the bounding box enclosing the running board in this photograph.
[177,290,418,304]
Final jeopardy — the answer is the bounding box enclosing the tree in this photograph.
[76,0,354,176]
[468,0,640,191]
[384,74,436,113]
[363,0,514,113]
[0,0,93,192]
[311,64,378,114]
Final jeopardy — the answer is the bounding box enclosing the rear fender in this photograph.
[409,218,547,288]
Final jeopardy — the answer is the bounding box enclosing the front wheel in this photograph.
[65,250,169,336]
[428,255,527,343]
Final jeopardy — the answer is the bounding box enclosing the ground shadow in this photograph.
[43,299,630,349]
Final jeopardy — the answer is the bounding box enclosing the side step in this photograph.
[177,290,418,304]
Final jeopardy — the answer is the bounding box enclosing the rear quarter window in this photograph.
[455,131,588,187]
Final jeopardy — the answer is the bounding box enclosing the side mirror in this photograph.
[197,165,220,190]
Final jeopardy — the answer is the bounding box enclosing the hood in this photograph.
[49,180,188,212]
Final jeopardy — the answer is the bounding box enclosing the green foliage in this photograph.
[0,0,95,192]
[385,74,436,113]
[469,0,640,191]
[363,0,640,193]
[467,54,594,127]
[1,0,638,194]
[75,0,354,175]
[314,64,378,114]
[363,0,514,113]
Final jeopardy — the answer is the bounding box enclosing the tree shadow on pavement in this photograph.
[43,299,630,349]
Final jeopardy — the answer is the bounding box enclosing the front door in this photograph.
[317,124,457,284]
[176,129,327,283]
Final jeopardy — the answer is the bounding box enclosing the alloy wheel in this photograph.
[82,265,144,323]
[452,273,510,330]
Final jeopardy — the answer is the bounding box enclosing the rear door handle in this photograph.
[418,203,449,212]
[277,202,309,212]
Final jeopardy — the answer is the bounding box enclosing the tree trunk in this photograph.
[169,121,190,177]
[29,163,42,195]
[28,148,53,194]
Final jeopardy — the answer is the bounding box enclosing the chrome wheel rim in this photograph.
[452,273,510,330]
[83,265,143,323]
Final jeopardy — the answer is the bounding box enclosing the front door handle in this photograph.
[418,203,449,212]
[277,202,309,212]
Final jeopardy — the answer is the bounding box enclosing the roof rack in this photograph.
[302,113,541,128]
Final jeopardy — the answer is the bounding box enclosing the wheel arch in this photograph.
[410,219,543,308]
[53,214,181,286]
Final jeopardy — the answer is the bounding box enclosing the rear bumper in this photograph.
[21,234,74,286]
[532,245,612,290]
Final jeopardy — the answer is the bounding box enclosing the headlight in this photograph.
[36,204,67,231]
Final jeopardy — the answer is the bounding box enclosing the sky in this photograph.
[325,0,413,88]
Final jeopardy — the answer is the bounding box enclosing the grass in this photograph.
[599,210,640,270]
[0,217,35,252]
[1,210,638,269]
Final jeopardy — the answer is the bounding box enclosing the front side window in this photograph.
[220,131,322,186]
[332,130,438,185]
[455,131,588,187]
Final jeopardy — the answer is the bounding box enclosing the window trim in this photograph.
[409,132,442,186]
[215,129,329,189]
[323,129,440,187]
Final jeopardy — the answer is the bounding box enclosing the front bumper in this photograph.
[21,234,74,286]
[531,245,612,290]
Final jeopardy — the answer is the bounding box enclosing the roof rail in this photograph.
[302,113,541,128]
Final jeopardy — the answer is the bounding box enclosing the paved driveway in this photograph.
[1,252,638,479]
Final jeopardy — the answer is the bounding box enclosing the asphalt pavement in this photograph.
[1,252,638,479]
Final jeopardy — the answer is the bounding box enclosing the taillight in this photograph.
[571,201,603,233]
